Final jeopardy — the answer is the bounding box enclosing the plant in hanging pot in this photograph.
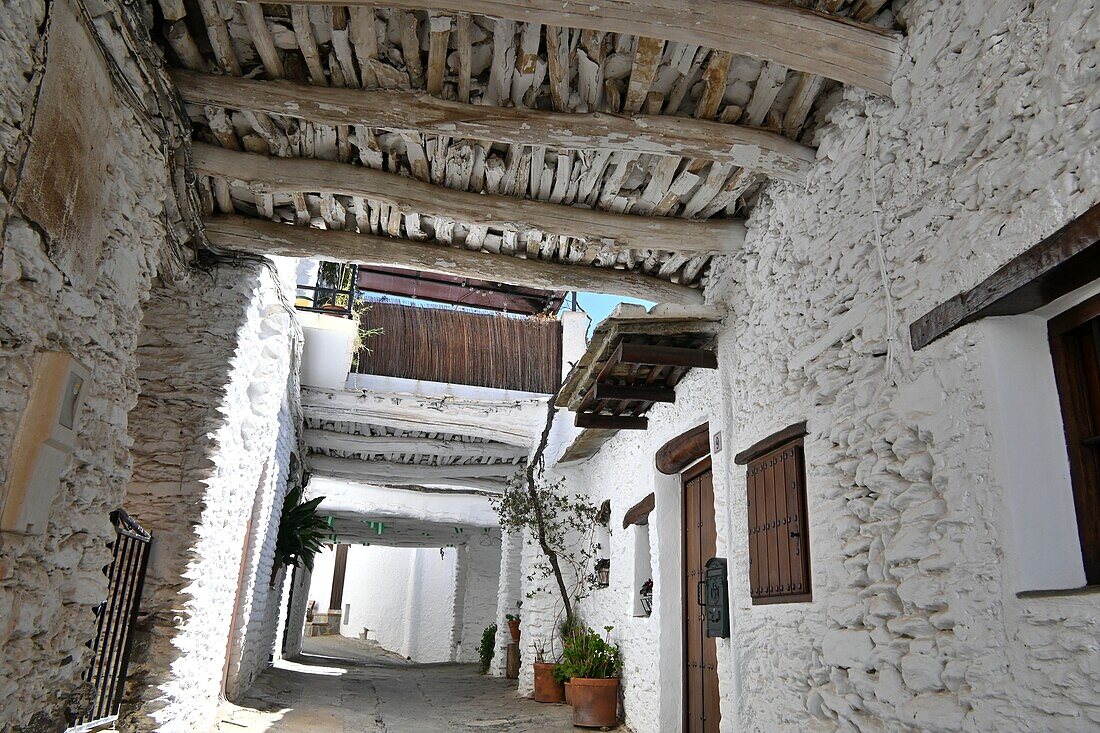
[532,639,565,703]
[506,615,521,642]
[639,578,654,616]
[562,626,622,727]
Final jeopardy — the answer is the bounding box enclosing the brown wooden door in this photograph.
[683,457,720,733]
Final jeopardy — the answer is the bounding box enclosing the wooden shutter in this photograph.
[739,427,811,605]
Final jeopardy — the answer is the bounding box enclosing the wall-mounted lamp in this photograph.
[595,558,611,588]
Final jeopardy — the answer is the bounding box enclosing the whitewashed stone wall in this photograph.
[226,375,303,700]
[0,2,179,729]
[532,1,1100,731]
[489,530,523,677]
[119,262,297,733]
[531,371,723,729]
[311,544,460,662]
[451,536,503,663]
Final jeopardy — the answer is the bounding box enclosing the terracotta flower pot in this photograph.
[507,619,521,642]
[563,681,573,705]
[571,677,619,727]
[532,662,565,703]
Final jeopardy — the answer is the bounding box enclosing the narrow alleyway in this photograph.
[214,637,575,733]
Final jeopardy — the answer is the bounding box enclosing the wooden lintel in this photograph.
[655,422,710,474]
[204,215,703,305]
[192,143,745,255]
[733,421,807,465]
[261,0,901,96]
[617,342,719,369]
[576,413,650,430]
[622,492,656,529]
[308,454,516,491]
[910,203,1100,350]
[592,383,676,403]
[173,69,815,183]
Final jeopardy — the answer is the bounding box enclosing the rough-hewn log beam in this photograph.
[911,203,1100,350]
[261,0,900,96]
[191,143,744,254]
[204,215,705,305]
[301,386,542,447]
[308,454,514,491]
[655,422,709,474]
[173,70,815,183]
[302,428,528,460]
[575,413,649,430]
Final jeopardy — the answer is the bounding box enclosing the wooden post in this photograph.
[506,642,520,679]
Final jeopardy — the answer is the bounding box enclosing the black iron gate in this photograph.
[69,509,152,728]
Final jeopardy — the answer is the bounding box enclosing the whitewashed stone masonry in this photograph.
[0,2,179,729]
[119,262,298,733]
[534,0,1100,731]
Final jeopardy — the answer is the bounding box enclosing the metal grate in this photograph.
[68,509,152,728]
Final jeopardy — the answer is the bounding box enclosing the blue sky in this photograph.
[571,293,655,338]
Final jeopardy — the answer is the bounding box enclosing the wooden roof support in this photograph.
[192,144,745,254]
[308,455,513,492]
[300,386,543,447]
[592,383,676,403]
[302,429,529,460]
[173,70,815,183]
[575,413,649,430]
[264,0,901,96]
[204,215,705,305]
[911,203,1100,350]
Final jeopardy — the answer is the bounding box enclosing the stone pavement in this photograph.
[213,636,578,732]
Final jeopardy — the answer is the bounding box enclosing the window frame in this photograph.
[1048,292,1100,586]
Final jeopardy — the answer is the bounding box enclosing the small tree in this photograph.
[492,392,601,627]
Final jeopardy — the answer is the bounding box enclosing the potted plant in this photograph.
[562,626,622,727]
[532,639,565,703]
[506,614,521,642]
[639,578,653,616]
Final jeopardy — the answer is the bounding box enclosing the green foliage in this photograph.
[558,626,621,680]
[477,623,497,674]
[491,474,602,606]
[505,613,519,622]
[273,485,332,573]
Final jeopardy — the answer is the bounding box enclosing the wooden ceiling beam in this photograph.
[192,143,745,254]
[575,413,649,430]
[308,454,514,492]
[301,386,542,447]
[204,215,705,305]
[257,0,900,96]
[302,428,528,460]
[173,69,815,183]
[591,383,676,403]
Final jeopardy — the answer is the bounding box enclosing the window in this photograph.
[1048,293,1100,585]
[735,422,811,604]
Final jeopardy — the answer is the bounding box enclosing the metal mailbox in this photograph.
[703,557,730,638]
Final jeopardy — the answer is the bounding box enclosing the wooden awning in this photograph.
[556,304,722,464]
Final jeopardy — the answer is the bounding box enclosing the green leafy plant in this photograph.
[477,623,497,674]
[559,626,621,680]
[505,613,520,621]
[492,471,601,625]
[273,485,332,578]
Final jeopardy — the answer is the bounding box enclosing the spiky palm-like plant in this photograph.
[273,485,332,580]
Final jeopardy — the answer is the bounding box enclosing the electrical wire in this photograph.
[866,115,899,384]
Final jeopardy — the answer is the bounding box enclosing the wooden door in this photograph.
[683,457,720,733]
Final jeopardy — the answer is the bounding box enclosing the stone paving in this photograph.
[213,636,578,732]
